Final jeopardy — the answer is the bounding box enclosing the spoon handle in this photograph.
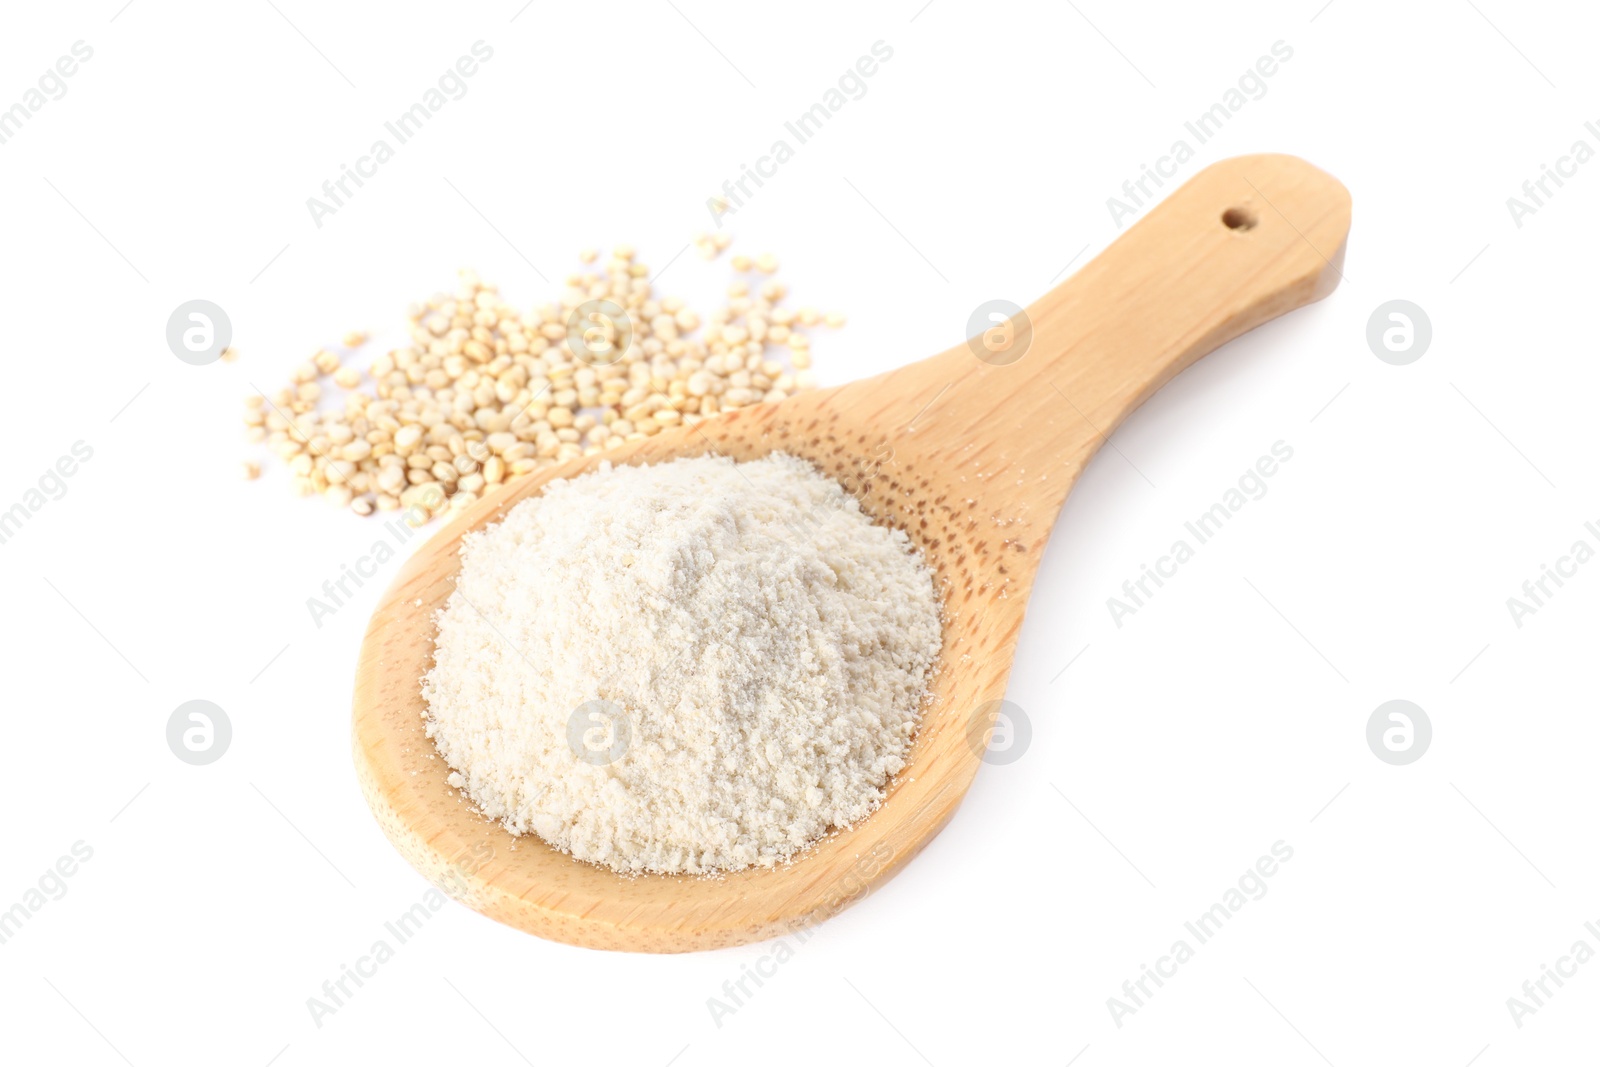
[890,153,1350,521]
[1023,153,1350,430]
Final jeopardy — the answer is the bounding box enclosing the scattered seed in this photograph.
[246,244,836,521]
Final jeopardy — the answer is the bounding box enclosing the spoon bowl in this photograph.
[353,153,1351,952]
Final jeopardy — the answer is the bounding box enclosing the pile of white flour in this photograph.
[421,452,941,875]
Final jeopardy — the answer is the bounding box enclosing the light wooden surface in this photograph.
[352,154,1352,952]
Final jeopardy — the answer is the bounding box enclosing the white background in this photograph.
[1,1,1596,1064]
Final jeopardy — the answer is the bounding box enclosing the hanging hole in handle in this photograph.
[1222,206,1258,231]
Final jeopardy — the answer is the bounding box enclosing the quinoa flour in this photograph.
[421,453,942,875]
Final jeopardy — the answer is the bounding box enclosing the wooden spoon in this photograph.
[353,153,1351,952]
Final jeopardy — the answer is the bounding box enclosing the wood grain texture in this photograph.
[352,154,1352,952]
